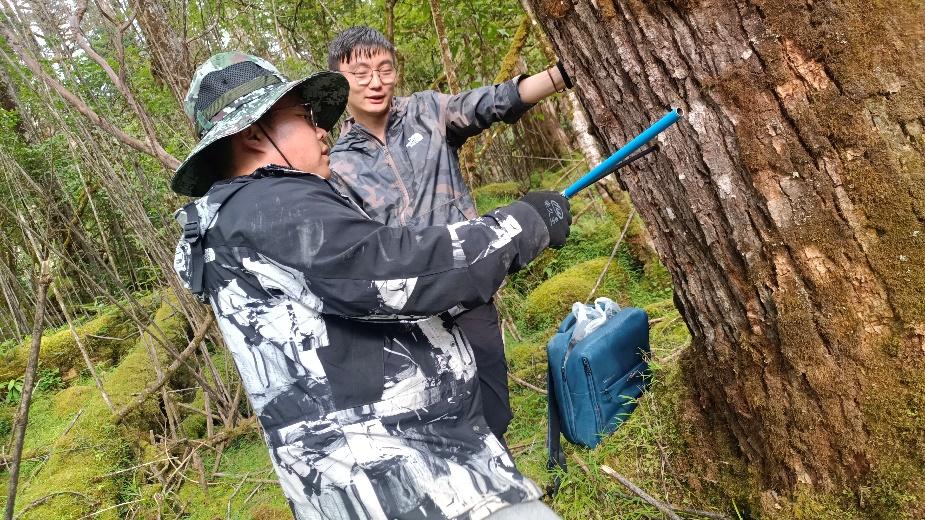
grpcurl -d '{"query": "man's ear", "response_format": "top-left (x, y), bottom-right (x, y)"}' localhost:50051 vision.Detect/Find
top-left (232, 125), bottom-right (266, 155)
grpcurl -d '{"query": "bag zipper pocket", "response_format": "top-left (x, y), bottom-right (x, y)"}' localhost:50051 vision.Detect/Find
top-left (560, 364), bottom-right (577, 435)
top-left (582, 358), bottom-right (603, 431)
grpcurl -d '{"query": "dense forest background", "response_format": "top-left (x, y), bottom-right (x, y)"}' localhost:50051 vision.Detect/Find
top-left (0, 0), bottom-right (921, 518)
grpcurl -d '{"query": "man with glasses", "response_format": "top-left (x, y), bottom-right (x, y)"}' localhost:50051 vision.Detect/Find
top-left (171, 51), bottom-right (569, 519)
top-left (328, 26), bottom-right (574, 449)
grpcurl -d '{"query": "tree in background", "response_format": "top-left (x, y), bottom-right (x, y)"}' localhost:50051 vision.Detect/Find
top-left (527, 0), bottom-right (925, 515)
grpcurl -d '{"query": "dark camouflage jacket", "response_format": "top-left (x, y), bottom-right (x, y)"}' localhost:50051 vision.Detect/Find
top-left (173, 166), bottom-right (547, 519)
top-left (330, 80), bottom-right (532, 229)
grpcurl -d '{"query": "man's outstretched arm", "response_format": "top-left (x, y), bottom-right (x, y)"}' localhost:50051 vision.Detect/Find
top-left (241, 177), bottom-right (570, 319)
top-left (441, 62), bottom-right (572, 146)
top-left (517, 63), bottom-right (570, 104)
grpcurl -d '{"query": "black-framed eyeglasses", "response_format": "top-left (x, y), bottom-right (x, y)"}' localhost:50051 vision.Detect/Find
top-left (269, 102), bottom-right (317, 127)
top-left (344, 65), bottom-right (396, 86)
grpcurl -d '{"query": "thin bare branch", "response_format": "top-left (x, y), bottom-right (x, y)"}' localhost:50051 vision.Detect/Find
top-left (0, 27), bottom-right (179, 170)
top-left (113, 313), bottom-right (215, 424)
top-left (69, 0), bottom-right (177, 167)
top-left (600, 464), bottom-right (683, 520)
top-left (4, 259), bottom-right (52, 520)
top-left (509, 373), bottom-right (546, 395)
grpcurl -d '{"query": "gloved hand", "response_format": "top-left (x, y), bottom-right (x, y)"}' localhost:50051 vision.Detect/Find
top-left (518, 191), bottom-right (572, 248)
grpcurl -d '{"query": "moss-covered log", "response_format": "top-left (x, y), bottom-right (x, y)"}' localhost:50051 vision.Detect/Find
top-left (0, 297), bottom-right (154, 383)
top-left (528, 0), bottom-right (925, 516)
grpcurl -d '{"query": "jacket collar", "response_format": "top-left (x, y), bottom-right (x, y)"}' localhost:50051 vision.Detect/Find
top-left (201, 165), bottom-right (327, 196)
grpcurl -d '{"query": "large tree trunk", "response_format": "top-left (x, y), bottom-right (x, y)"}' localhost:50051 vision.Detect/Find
top-left (528, 0), bottom-right (925, 510)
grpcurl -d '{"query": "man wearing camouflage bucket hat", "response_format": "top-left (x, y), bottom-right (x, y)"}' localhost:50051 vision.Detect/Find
top-left (171, 51), bottom-right (348, 196)
top-left (171, 52), bottom-right (568, 519)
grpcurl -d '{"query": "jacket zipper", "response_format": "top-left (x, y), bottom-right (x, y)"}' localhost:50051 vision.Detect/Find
top-left (383, 147), bottom-right (411, 225)
top-left (353, 125), bottom-right (411, 225)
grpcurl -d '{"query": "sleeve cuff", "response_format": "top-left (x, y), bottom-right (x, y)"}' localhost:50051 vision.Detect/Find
top-left (500, 76), bottom-right (535, 123)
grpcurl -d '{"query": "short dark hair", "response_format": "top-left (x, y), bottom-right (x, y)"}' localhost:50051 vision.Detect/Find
top-left (327, 26), bottom-right (396, 71)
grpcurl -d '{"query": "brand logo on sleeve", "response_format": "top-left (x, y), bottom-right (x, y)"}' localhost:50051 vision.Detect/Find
top-left (406, 132), bottom-right (423, 148)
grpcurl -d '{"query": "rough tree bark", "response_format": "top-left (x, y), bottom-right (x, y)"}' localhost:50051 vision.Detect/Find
top-left (528, 0), bottom-right (925, 512)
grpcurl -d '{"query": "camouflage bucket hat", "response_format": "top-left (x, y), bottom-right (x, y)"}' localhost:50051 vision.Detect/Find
top-left (171, 51), bottom-right (349, 197)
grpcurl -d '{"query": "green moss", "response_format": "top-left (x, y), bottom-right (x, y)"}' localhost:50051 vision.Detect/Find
top-left (472, 181), bottom-right (522, 213)
top-left (861, 461), bottom-right (925, 519)
top-left (180, 412), bottom-right (207, 440)
top-left (0, 295), bottom-right (157, 383)
top-left (10, 294), bottom-right (190, 519)
top-left (472, 181), bottom-right (521, 200)
top-left (506, 340), bottom-right (546, 384)
top-left (523, 257), bottom-right (631, 332)
top-left (169, 438), bottom-right (290, 519)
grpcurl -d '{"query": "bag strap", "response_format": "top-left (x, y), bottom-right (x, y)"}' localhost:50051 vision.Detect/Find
top-left (545, 364), bottom-right (567, 497)
top-left (183, 219), bottom-right (206, 296)
top-left (180, 181), bottom-right (250, 298)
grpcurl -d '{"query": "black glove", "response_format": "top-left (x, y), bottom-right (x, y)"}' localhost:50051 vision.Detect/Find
top-left (519, 191), bottom-right (572, 248)
top-left (556, 60), bottom-right (574, 89)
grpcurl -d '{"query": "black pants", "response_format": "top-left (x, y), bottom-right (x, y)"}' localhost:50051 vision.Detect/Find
top-left (454, 301), bottom-right (512, 446)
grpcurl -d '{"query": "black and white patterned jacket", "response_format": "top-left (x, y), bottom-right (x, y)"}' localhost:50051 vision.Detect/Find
top-left (173, 166), bottom-right (548, 519)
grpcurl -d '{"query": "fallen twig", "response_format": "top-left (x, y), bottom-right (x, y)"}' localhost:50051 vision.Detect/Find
top-left (659, 341), bottom-right (691, 364)
top-left (93, 458), bottom-right (172, 481)
top-left (86, 331), bottom-right (139, 341)
top-left (587, 208), bottom-right (636, 302)
top-left (213, 473), bottom-right (278, 484)
top-left (671, 505), bottom-right (732, 520)
top-left (61, 409), bottom-right (84, 438)
top-left (509, 436), bottom-right (540, 457)
top-left (113, 313), bottom-right (214, 424)
top-left (509, 373), bottom-right (546, 395)
top-left (226, 472), bottom-right (249, 519)
top-left (600, 464), bottom-right (682, 520)
top-left (13, 491), bottom-right (95, 519)
top-left (569, 452), bottom-right (590, 474)
top-left (199, 417), bottom-right (258, 448)
top-left (507, 438), bottom-right (538, 451)
top-left (243, 482), bottom-right (265, 504)
top-left (652, 315), bottom-right (682, 335)
top-left (78, 497), bottom-right (146, 519)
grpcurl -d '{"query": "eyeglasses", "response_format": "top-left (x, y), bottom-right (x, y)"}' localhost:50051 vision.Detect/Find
top-left (269, 102), bottom-right (318, 127)
top-left (344, 65), bottom-right (396, 86)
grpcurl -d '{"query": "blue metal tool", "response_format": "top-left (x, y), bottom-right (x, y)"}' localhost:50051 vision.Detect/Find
top-left (562, 109), bottom-right (682, 198)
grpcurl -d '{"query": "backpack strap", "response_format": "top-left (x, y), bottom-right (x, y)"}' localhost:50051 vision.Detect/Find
top-left (179, 181), bottom-right (250, 298)
top-left (182, 218), bottom-right (206, 296)
top-left (545, 364), bottom-right (567, 497)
